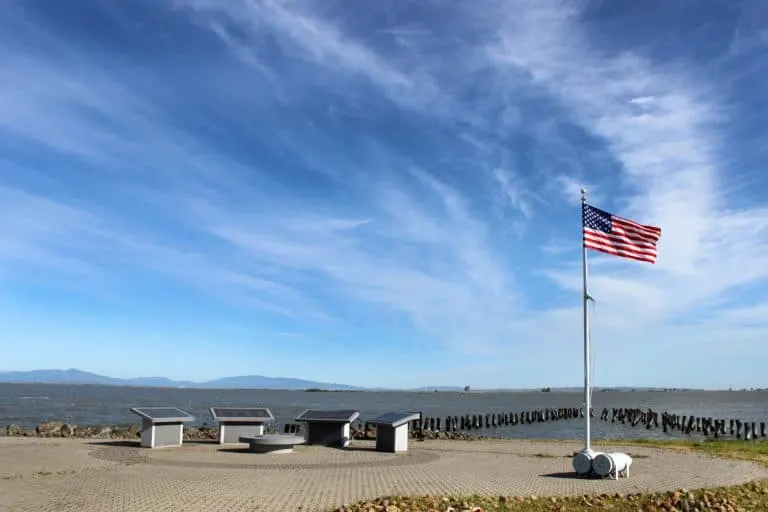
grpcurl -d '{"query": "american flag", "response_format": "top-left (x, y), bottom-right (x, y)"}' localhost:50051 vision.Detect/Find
top-left (582, 203), bottom-right (662, 264)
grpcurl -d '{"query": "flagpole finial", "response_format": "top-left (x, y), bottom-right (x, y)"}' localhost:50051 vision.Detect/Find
top-left (580, 188), bottom-right (587, 203)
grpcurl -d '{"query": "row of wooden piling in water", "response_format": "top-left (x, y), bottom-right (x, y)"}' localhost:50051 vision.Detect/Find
top-left (600, 407), bottom-right (768, 440)
top-left (406, 407), bottom-right (586, 433)
top-left (371, 406), bottom-right (768, 440)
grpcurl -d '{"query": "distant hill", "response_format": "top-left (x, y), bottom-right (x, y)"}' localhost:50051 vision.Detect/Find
top-left (0, 369), bottom-right (360, 390)
top-left (197, 375), bottom-right (358, 390)
top-left (413, 386), bottom-right (466, 391)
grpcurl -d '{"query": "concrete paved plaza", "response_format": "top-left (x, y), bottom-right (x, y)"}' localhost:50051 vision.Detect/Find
top-left (1, 436), bottom-right (766, 511)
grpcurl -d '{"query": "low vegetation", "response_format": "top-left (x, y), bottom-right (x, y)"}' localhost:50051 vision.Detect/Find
top-left (595, 438), bottom-right (768, 466)
top-left (331, 439), bottom-right (768, 512)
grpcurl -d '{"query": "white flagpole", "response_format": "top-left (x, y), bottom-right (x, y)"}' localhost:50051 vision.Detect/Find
top-left (581, 188), bottom-right (591, 452)
top-left (572, 188), bottom-right (594, 474)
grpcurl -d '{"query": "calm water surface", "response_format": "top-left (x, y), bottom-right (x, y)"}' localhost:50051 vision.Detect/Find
top-left (1, 383), bottom-right (766, 441)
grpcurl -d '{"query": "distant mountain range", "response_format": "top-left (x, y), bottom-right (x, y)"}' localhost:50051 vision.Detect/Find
top-left (0, 369), bottom-right (716, 392)
top-left (0, 369), bottom-right (361, 390)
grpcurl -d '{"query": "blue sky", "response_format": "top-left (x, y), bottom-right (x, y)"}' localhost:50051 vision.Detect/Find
top-left (1, 0), bottom-right (767, 389)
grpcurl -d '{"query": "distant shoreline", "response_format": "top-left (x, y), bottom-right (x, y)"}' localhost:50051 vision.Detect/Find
top-left (2, 368), bottom-right (766, 392)
top-left (1, 381), bottom-right (766, 392)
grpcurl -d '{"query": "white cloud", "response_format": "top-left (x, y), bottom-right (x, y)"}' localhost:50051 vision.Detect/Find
top-left (716, 302), bottom-right (768, 327)
top-left (0, 0), bottom-right (766, 386)
top-left (492, 168), bottom-right (533, 219)
top-left (552, 175), bottom-right (589, 207)
top-left (0, 187), bottom-right (102, 277)
top-left (180, 168), bottom-right (519, 355)
top-left (481, 0), bottom-right (768, 362)
top-left (175, 0), bottom-right (443, 114)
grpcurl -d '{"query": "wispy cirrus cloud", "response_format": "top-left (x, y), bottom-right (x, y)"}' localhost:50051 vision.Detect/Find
top-left (0, 0), bottom-right (766, 387)
top-left (478, 0), bottom-right (768, 376)
top-left (0, 15), bottom-right (519, 354)
top-left (176, 0), bottom-right (442, 113)
top-left (173, 166), bottom-right (518, 355)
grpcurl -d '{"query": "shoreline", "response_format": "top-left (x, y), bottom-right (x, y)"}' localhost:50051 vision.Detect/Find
top-left (1, 381), bottom-right (561, 392)
top-left (1, 421), bottom-right (486, 442)
top-left (6, 380), bottom-right (767, 392)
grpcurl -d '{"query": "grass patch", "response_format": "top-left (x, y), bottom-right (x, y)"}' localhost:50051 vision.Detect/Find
top-left (333, 485), bottom-right (768, 511)
top-left (330, 439), bottom-right (768, 511)
top-left (596, 438), bottom-right (768, 466)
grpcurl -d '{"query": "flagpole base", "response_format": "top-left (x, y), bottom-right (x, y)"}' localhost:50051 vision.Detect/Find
top-left (572, 448), bottom-right (599, 475)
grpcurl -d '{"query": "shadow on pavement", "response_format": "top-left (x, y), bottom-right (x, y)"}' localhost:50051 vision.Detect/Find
top-left (87, 440), bottom-right (141, 448)
top-left (541, 471), bottom-right (591, 479)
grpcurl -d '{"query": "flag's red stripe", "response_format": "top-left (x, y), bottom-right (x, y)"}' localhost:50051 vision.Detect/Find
top-left (584, 231), bottom-right (657, 256)
top-left (584, 240), bottom-right (657, 263)
top-left (585, 240), bottom-right (657, 263)
top-left (611, 223), bottom-right (659, 245)
top-left (595, 227), bottom-right (657, 250)
top-left (582, 203), bottom-right (661, 264)
top-left (612, 218), bottom-right (661, 244)
top-left (583, 230), bottom-right (658, 263)
top-left (585, 242), bottom-right (657, 263)
top-left (612, 215), bottom-right (661, 238)
top-left (584, 236), bottom-right (657, 262)
top-left (583, 230), bottom-right (658, 257)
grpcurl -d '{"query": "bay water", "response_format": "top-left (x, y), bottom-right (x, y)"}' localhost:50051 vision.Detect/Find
top-left (1, 383), bottom-right (766, 440)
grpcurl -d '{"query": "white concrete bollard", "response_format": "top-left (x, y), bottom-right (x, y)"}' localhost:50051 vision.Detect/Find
top-left (592, 452), bottom-right (632, 480)
top-left (572, 449), bottom-right (603, 475)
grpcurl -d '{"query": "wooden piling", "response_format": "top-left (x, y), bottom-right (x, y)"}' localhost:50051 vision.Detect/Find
top-left (585, 405), bottom-right (763, 442)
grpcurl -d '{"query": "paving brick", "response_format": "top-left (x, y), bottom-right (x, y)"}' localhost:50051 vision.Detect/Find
top-left (0, 437), bottom-right (765, 512)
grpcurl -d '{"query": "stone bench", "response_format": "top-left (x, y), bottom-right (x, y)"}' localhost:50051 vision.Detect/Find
top-left (239, 434), bottom-right (306, 454)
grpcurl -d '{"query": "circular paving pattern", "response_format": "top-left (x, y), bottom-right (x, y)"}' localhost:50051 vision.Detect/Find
top-left (2, 437), bottom-right (766, 512)
top-left (88, 440), bottom-right (440, 470)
